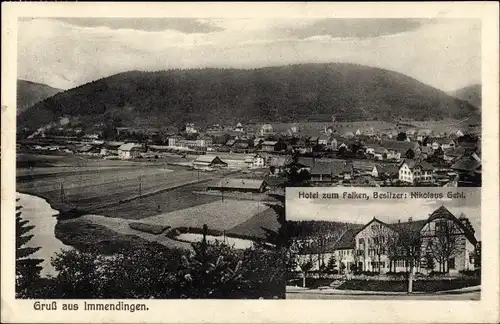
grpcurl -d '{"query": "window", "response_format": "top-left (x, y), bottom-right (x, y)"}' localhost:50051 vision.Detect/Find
top-left (449, 257), bottom-right (455, 270)
top-left (435, 221), bottom-right (448, 234)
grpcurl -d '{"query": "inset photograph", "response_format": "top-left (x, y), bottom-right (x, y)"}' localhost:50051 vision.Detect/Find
top-left (286, 188), bottom-right (480, 300)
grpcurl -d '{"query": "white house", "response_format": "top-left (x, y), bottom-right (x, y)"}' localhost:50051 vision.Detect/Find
top-left (117, 143), bottom-right (142, 160)
top-left (244, 154), bottom-right (266, 168)
top-left (398, 159), bottom-right (434, 183)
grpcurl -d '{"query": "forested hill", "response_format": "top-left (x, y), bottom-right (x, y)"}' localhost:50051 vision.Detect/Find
top-left (18, 63), bottom-right (479, 130)
top-left (287, 220), bottom-right (362, 238)
top-left (17, 80), bottom-right (62, 115)
top-left (450, 84), bottom-right (481, 109)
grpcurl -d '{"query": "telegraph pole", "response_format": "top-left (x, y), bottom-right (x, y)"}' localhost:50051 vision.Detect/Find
top-left (139, 174), bottom-right (143, 199)
top-left (60, 183), bottom-right (65, 203)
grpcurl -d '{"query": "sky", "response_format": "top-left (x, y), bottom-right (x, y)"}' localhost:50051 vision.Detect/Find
top-left (287, 188), bottom-right (481, 240)
top-left (18, 18), bottom-right (481, 91)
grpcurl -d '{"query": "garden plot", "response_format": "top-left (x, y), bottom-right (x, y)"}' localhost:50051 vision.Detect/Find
top-left (139, 199), bottom-right (267, 230)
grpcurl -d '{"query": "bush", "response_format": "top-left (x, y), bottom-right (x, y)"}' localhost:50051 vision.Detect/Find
top-left (459, 269), bottom-right (481, 277)
top-left (32, 241), bottom-right (285, 299)
top-left (129, 222), bottom-right (170, 235)
top-left (337, 279), bottom-right (480, 292)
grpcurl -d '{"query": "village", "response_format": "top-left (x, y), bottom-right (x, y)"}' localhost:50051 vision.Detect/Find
top-left (18, 117), bottom-right (482, 189)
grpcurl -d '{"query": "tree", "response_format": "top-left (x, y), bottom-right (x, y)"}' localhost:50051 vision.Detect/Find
top-left (397, 227), bottom-right (422, 293)
top-left (371, 225), bottom-right (397, 273)
top-left (405, 148), bottom-right (415, 159)
top-left (338, 145), bottom-right (347, 157)
top-left (397, 132), bottom-right (408, 141)
top-left (425, 220), bottom-right (461, 273)
top-left (16, 200), bottom-right (44, 298)
top-left (289, 239), bottom-right (316, 288)
top-left (326, 254), bottom-right (337, 274)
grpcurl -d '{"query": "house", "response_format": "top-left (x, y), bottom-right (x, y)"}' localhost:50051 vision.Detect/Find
top-left (260, 124), bottom-right (274, 136)
top-left (341, 163), bottom-right (355, 180)
top-left (244, 153), bottom-right (266, 168)
top-left (417, 129), bottom-right (432, 141)
top-left (398, 159), bottom-right (434, 183)
top-left (371, 164), bottom-right (399, 179)
top-left (352, 206), bottom-right (476, 274)
top-left (192, 155), bottom-right (228, 169)
top-left (117, 143), bottom-right (142, 159)
top-left (260, 141), bottom-right (278, 152)
top-left (207, 178), bottom-right (268, 193)
top-left (429, 138), bottom-right (456, 150)
top-left (366, 146), bottom-right (388, 160)
top-left (419, 146), bottom-right (434, 159)
top-left (333, 228), bottom-right (358, 273)
top-left (225, 139), bottom-right (237, 147)
top-left (381, 140), bottom-right (420, 161)
top-left (234, 122), bottom-right (244, 132)
top-left (185, 123), bottom-right (198, 134)
top-left (253, 137), bottom-right (264, 147)
top-left (450, 153), bottom-right (481, 186)
top-left (318, 135), bottom-right (330, 146)
top-left (309, 136), bottom-right (319, 146)
top-left (443, 147), bottom-right (466, 162)
top-left (309, 161), bottom-right (347, 182)
top-left (100, 141), bottom-right (124, 156)
top-left (233, 142), bottom-right (250, 150)
top-left (268, 155), bottom-right (292, 175)
top-left (81, 133), bottom-right (100, 142)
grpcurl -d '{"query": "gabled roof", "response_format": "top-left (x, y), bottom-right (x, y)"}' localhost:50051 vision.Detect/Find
top-left (194, 155), bottom-right (226, 164)
top-left (400, 159), bottom-right (434, 171)
top-left (390, 220), bottom-right (427, 235)
top-left (310, 161), bottom-right (346, 176)
top-left (426, 206), bottom-right (477, 245)
top-left (373, 164), bottom-right (399, 175)
top-left (374, 146), bottom-right (388, 154)
top-left (451, 154), bottom-right (481, 172)
top-left (334, 228), bottom-right (359, 250)
top-left (381, 140), bottom-right (419, 152)
top-left (444, 147), bottom-right (466, 157)
top-left (118, 143), bottom-right (141, 151)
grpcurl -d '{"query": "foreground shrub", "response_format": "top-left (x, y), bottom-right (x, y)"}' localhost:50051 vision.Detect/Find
top-left (26, 240), bottom-right (285, 299)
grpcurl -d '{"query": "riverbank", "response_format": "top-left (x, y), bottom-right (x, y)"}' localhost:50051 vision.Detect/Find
top-left (16, 192), bottom-right (72, 277)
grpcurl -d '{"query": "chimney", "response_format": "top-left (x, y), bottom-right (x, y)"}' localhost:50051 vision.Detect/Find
top-left (398, 220), bottom-right (401, 224)
top-left (408, 217), bottom-right (413, 222)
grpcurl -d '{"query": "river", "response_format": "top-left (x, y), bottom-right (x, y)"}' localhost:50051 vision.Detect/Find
top-left (16, 192), bottom-right (71, 277)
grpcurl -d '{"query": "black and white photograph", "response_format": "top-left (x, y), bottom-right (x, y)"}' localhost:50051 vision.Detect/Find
top-left (13, 16), bottom-right (482, 299)
top-left (2, 2), bottom-right (499, 323)
top-left (286, 187), bottom-right (481, 300)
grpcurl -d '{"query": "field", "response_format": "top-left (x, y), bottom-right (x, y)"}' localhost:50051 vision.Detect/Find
top-left (17, 155), bottom-right (218, 213)
top-left (19, 153), bottom-right (282, 252)
top-left (139, 199), bottom-right (274, 231)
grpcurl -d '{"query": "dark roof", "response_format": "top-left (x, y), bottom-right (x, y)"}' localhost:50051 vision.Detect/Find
top-left (208, 178), bottom-right (266, 190)
top-left (194, 155), bottom-right (227, 164)
top-left (334, 228), bottom-right (359, 250)
top-left (451, 155), bottom-right (481, 172)
top-left (310, 161), bottom-right (346, 176)
top-left (400, 159), bottom-right (434, 171)
top-left (444, 147), bottom-right (466, 157)
top-left (390, 220), bottom-right (427, 235)
top-left (426, 206), bottom-right (477, 245)
top-left (374, 164), bottom-right (399, 175)
top-left (381, 140), bottom-right (419, 152)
